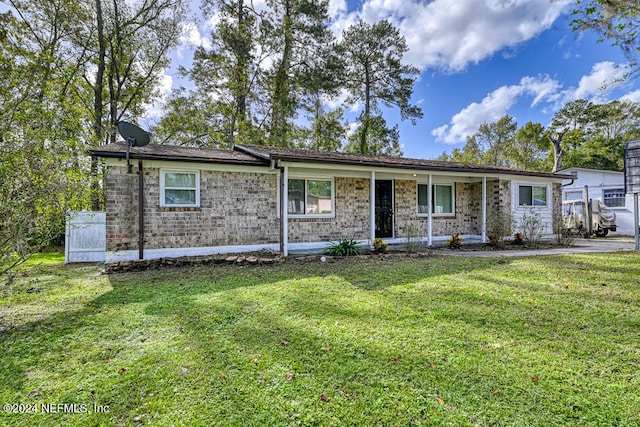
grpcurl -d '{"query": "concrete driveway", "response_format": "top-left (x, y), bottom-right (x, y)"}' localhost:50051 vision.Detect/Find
top-left (436, 236), bottom-right (638, 257)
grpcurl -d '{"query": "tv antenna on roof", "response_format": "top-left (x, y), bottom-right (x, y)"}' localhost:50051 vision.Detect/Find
top-left (117, 121), bottom-right (150, 173)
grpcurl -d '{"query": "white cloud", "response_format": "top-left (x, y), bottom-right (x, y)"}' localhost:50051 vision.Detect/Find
top-left (520, 76), bottom-right (562, 107)
top-left (328, 0), bottom-right (348, 19)
top-left (323, 89), bottom-right (349, 110)
top-left (346, 121), bottom-right (360, 137)
top-left (322, 88), bottom-right (362, 114)
top-left (620, 89), bottom-right (640, 103)
top-left (432, 75), bottom-right (560, 144)
top-left (559, 61), bottom-right (629, 105)
top-left (142, 72), bottom-right (174, 121)
top-left (252, 0), bottom-right (268, 13)
top-left (432, 62), bottom-right (635, 145)
top-left (207, 12), bottom-right (221, 30)
top-left (345, 0), bottom-right (571, 71)
top-left (330, 6), bottom-right (359, 38)
top-left (180, 21), bottom-right (211, 50)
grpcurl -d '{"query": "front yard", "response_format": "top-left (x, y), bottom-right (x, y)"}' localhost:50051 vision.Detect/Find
top-left (1, 252), bottom-right (639, 426)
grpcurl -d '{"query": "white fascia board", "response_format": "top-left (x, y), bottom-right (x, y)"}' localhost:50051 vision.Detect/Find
top-left (282, 161), bottom-right (486, 179)
top-left (105, 157), bottom-right (564, 183)
top-left (561, 166), bottom-right (623, 175)
top-left (286, 165), bottom-right (370, 179)
top-left (509, 176), bottom-right (562, 185)
top-left (280, 161), bottom-right (564, 183)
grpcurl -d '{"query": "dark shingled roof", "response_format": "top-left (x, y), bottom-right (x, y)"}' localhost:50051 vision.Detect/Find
top-left (234, 144), bottom-right (573, 180)
top-left (90, 143), bottom-right (268, 166)
top-left (91, 142), bottom-right (573, 179)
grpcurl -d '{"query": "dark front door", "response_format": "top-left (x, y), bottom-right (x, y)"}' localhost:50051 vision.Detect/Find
top-left (375, 180), bottom-right (394, 238)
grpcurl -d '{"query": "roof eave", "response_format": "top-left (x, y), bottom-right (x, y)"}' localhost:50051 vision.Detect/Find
top-left (90, 150), bottom-right (268, 167)
top-left (271, 154), bottom-right (573, 179)
top-left (90, 146), bottom-right (574, 179)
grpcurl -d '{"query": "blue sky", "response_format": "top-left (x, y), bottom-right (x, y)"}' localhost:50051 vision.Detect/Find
top-left (161, 0), bottom-right (640, 159)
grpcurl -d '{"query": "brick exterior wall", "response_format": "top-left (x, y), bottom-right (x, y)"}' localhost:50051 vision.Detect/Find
top-left (288, 177), bottom-right (370, 243)
top-left (106, 165), bottom-right (279, 252)
top-left (552, 182), bottom-right (562, 232)
top-left (392, 179), bottom-right (513, 238)
top-left (491, 179), bottom-right (512, 214)
top-left (394, 180), bottom-right (474, 237)
top-left (106, 162), bottom-right (554, 252)
top-left (105, 167), bottom-right (139, 251)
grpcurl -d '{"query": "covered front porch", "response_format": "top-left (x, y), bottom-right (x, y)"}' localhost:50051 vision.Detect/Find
top-left (279, 162), bottom-right (510, 256)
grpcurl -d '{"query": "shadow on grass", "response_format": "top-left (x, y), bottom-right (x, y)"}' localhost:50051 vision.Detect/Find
top-left (0, 257), bottom-right (494, 422)
top-left (1, 253), bottom-right (639, 425)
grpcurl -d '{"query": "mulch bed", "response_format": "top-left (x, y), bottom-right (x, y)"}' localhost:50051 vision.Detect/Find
top-left (104, 241), bottom-right (574, 273)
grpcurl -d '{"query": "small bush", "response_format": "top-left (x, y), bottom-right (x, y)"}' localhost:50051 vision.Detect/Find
top-left (552, 204), bottom-right (574, 246)
top-left (372, 238), bottom-right (388, 253)
top-left (402, 223), bottom-right (423, 254)
top-left (446, 233), bottom-right (462, 250)
top-left (326, 239), bottom-right (360, 257)
top-left (519, 210), bottom-right (545, 247)
top-left (487, 232), bottom-right (499, 246)
top-left (512, 232), bottom-right (525, 245)
top-left (486, 210), bottom-right (514, 247)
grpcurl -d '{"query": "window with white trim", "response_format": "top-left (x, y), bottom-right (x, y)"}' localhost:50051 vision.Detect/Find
top-left (288, 178), bottom-right (334, 216)
top-left (518, 185), bottom-right (546, 207)
top-left (603, 188), bottom-right (625, 207)
top-left (160, 170), bottom-right (200, 207)
top-left (417, 184), bottom-right (455, 215)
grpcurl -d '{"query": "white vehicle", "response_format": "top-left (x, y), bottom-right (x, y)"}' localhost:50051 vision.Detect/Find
top-left (562, 199), bottom-right (617, 237)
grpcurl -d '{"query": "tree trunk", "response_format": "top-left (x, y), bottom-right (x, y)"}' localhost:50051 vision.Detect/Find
top-left (235, 0), bottom-right (247, 122)
top-left (270, 0), bottom-right (292, 146)
top-left (360, 65), bottom-right (371, 154)
top-left (313, 93), bottom-right (321, 150)
top-left (108, 0), bottom-right (121, 145)
top-left (549, 132), bottom-right (565, 172)
top-left (228, 0), bottom-right (248, 147)
top-left (91, 0), bottom-right (106, 211)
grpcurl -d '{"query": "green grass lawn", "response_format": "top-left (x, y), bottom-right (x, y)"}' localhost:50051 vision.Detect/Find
top-left (1, 252), bottom-right (639, 426)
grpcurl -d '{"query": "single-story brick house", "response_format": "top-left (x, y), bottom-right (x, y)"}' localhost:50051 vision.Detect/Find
top-left (91, 143), bottom-right (572, 262)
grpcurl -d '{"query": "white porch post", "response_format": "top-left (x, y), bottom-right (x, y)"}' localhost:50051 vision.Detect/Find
top-left (282, 166), bottom-right (289, 257)
top-left (634, 192), bottom-right (639, 250)
top-left (370, 171), bottom-right (376, 243)
top-left (427, 174), bottom-right (433, 246)
top-left (482, 176), bottom-right (487, 242)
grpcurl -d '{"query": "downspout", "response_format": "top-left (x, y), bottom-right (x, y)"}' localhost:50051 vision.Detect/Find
top-left (280, 164), bottom-right (289, 257)
top-left (138, 160), bottom-right (144, 260)
top-left (370, 171), bottom-right (375, 243)
top-left (427, 174), bottom-right (433, 246)
top-left (482, 176), bottom-right (487, 242)
top-left (278, 163), bottom-right (283, 254)
top-left (634, 193), bottom-right (639, 250)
